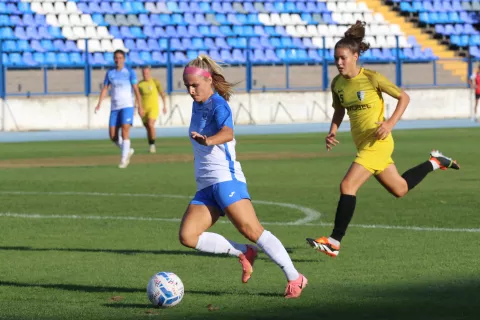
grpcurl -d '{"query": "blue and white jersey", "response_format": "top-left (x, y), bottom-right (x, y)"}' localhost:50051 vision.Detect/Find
top-left (189, 93), bottom-right (246, 191)
top-left (103, 67), bottom-right (137, 110)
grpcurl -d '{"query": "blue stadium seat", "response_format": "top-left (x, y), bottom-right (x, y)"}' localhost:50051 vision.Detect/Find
top-left (184, 13), bottom-right (196, 25)
top-left (2, 40), bottom-right (15, 52)
top-left (194, 13), bottom-right (208, 25)
top-left (92, 14), bottom-right (105, 26)
top-left (47, 26), bottom-right (63, 39)
top-left (220, 26), bottom-right (234, 37)
top-left (53, 39), bottom-right (66, 52)
top-left (112, 2), bottom-right (126, 14)
top-left (215, 37), bottom-right (229, 49)
top-left (152, 51), bottom-right (166, 65)
top-left (124, 39), bottom-right (136, 51)
top-left (202, 38), bottom-right (214, 50)
top-left (120, 26), bottom-right (134, 38)
top-left (30, 39), bottom-right (44, 52)
top-left (33, 52), bottom-right (45, 65)
top-left (208, 49), bottom-right (222, 62)
top-left (9, 53), bottom-right (24, 67)
top-left (164, 25), bottom-right (176, 37)
top-left (173, 51), bottom-right (188, 65)
top-left (56, 53), bottom-right (70, 67)
top-left (20, 52), bottom-right (35, 67)
top-left (265, 49), bottom-right (281, 63)
top-left (155, 27), bottom-right (166, 39)
top-left (136, 39), bottom-right (148, 51)
top-left (147, 38), bottom-right (160, 51)
top-left (220, 49), bottom-right (234, 64)
top-left (17, 2), bottom-right (33, 14)
top-left (139, 14), bottom-right (151, 26)
top-left (18, 40), bottom-right (31, 52)
top-left (77, 3), bottom-right (91, 14)
top-left (308, 49), bottom-right (323, 62)
top-left (158, 38), bottom-right (168, 51)
top-left (167, 1), bottom-right (181, 13)
top-left (212, 2), bottom-right (226, 14)
top-left (66, 40), bottom-right (80, 52)
top-left (171, 38), bottom-right (184, 51)
top-left (45, 52), bottom-right (57, 66)
top-left (232, 49), bottom-right (246, 63)
top-left (70, 52), bottom-right (84, 66)
top-left (171, 14), bottom-right (186, 25)
top-left (130, 26), bottom-right (145, 38)
top-left (143, 26), bottom-right (156, 38)
top-left (41, 39), bottom-right (54, 51)
top-left (10, 15), bottom-right (24, 27)
top-left (139, 51), bottom-right (153, 65)
top-left (199, 2), bottom-right (212, 13)
top-left (0, 27), bottom-right (14, 39)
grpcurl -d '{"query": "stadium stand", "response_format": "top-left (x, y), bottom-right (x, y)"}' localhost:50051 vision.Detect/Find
top-left (0, 0), bottom-right (441, 68)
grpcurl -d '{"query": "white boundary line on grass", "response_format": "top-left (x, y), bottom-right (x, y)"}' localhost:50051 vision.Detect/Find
top-left (0, 191), bottom-right (320, 225)
top-left (0, 191), bottom-right (478, 233)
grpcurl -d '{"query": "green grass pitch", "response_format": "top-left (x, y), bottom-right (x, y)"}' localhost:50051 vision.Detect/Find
top-left (0, 128), bottom-right (479, 320)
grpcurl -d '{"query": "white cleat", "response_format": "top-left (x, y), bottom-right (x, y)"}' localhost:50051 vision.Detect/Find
top-left (149, 145), bottom-right (156, 154)
top-left (119, 148), bottom-right (134, 169)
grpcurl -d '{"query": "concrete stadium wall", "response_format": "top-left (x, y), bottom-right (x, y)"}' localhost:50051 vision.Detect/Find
top-left (0, 88), bottom-right (474, 131)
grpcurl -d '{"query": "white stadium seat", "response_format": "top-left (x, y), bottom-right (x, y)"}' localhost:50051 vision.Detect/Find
top-left (101, 39), bottom-right (114, 52)
top-left (46, 14), bottom-right (59, 27)
top-left (97, 27), bottom-right (113, 39)
top-left (57, 14), bottom-right (70, 27)
top-left (112, 39), bottom-right (128, 52)
top-left (53, 2), bottom-right (67, 14)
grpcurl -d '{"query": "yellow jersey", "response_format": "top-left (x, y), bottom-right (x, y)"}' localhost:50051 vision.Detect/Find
top-left (138, 78), bottom-right (163, 110)
top-left (331, 68), bottom-right (402, 150)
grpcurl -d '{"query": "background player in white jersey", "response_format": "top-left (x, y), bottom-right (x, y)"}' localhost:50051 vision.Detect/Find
top-left (94, 50), bottom-right (144, 168)
top-left (178, 55), bottom-right (307, 299)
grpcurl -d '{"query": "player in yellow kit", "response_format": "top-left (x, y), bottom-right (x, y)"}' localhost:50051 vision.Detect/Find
top-left (306, 21), bottom-right (460, 257)
top-left (138, 67), bottom-right (167, 153)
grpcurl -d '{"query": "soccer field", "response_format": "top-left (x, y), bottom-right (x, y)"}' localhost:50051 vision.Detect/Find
top-left (0, 128), bottom-right (479, 320)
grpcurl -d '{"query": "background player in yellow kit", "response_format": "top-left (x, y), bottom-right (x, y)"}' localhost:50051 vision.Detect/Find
top-left (138, 67), bottom-right (167, 153)
top-left (306, 21), bottom-right (460, 257)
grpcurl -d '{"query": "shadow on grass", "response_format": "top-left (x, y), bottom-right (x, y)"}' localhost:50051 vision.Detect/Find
top-left (1, 279), bottom-right (479, 319)
top-left (0, 246), bottom-right (317, 263)
top-left (0, 281), bottom-right (282, 298)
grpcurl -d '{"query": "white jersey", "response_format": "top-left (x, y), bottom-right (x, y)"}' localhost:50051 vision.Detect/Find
top-left (103, 67), bottom-right (137, 110)
top-left (189, 93), bottom-right (246, 191)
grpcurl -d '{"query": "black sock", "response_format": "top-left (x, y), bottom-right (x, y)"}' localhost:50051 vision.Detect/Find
top-left (148, 139), bottom-right (155, 145)
top-left (401, 161), bottom-right (434, 191)
top-left (330, 194), bottom-right (357, 242)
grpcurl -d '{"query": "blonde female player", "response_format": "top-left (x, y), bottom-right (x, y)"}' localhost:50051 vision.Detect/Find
top-left (178, 55), bottom-right (307, 298)
top-left (306, 21), bottom-right (460, 257)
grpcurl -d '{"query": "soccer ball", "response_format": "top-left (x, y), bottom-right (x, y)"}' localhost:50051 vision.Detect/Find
top-left (146, 272), bottom-right (184, 308)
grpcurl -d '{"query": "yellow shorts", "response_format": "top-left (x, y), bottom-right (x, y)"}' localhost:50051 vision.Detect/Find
top-left (354, 139), bottom-right (394, 175)
top-left (142, 105), bottom-right (159, 123)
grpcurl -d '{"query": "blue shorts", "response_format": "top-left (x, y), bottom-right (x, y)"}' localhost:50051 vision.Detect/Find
top-left (190, 180), bottom-right (251, 214)
top-left (109, 107), bottom-right (134, 127)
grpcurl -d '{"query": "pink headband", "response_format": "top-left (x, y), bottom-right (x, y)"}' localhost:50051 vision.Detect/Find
top-left (184, 66), bottom-right (211, 78)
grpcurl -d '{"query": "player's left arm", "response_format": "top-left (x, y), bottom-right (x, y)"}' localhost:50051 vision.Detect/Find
top-left (191, 104), bottom-right (234, 146)
top-left (375, 72), bottom-right (410, 140)
top-left (155, 79), bottom-right (167, 114)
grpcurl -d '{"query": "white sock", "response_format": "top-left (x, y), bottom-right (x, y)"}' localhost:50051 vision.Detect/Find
top-left (121, 139), bottom-right (131, 161)
top-left (328, 237), bottom-right (340, 247)
top-left (195, 232), bottom-right (247, 257)
top-left (114, 136), bottom-right (123, 148)
top-left (256, 230), bottom-right (299, 281)
top-left (429, 159), bottom-right (440, 170)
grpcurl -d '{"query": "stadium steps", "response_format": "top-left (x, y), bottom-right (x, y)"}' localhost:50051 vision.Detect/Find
top-left (361, 0), bottom-right (467, 83)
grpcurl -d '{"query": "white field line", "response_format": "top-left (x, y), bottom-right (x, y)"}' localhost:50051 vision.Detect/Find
top-left (0, 191), bottom-right (478, 233)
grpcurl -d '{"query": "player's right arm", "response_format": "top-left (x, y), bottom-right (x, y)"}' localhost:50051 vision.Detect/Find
top-left (95, 71), bottom-right (110, 113)
top-left (469, 74), bottom-right (476, 88)
top-left (326, 79), bottom-right (345, 151)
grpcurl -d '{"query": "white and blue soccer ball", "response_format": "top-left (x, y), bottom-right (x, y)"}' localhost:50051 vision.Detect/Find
top-left (147, 272), bottom-right (184, 308)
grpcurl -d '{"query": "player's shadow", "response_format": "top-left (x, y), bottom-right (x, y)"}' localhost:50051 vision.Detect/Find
top-left (0, 246), bottom-right (316, 263)
top-left (0, 280), bottom-right (281, 298)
